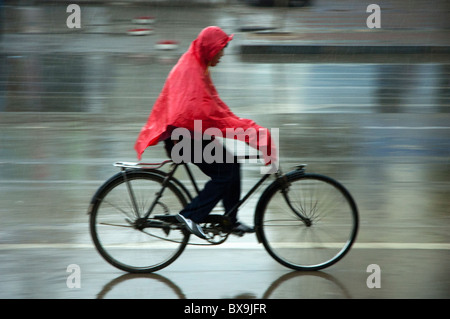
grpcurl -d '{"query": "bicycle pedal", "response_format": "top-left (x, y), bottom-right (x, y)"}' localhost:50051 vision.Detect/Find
top-left (162, 226), bottom-right (171, 236)
top-left (230, 230), bottom-right (245, 237)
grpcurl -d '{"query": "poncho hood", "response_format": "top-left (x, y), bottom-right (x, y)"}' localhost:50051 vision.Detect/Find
top-left (134, 26), bottom-right (276, 164)
top-left (192, 26), bottom-right (233, 67)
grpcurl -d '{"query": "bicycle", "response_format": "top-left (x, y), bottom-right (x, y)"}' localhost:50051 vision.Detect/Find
top-left (88, 157), bottom-right (358, 273)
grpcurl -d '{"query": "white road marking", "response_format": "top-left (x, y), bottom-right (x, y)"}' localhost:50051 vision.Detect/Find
top-left (0, 242), bottom-right (449, 250)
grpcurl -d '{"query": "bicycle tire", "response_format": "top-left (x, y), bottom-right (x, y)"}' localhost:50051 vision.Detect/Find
top-left (255, 170), bottom-right (358, 271)
top-left (89, 170), bottom-right (189, 273)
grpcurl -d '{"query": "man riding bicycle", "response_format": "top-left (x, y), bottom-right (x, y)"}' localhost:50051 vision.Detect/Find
top-left (135, 26), bottom-right (276, 239)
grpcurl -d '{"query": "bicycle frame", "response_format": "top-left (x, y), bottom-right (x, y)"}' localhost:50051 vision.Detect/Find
top-left (163, 162), bottom-right (272, 221)
top-left (187, 162), bottom-right (273, 220)
top-left (114, 158), bottom-right (309, 226)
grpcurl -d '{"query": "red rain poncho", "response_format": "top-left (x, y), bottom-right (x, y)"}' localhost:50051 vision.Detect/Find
top-left (134, 26), bottom-right (276, 164)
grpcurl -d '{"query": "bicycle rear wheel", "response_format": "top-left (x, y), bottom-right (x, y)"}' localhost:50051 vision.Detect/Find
top-left (89, 170), bottom-right (189, 273)
top-left (256, 171), bottom-right (358, 271)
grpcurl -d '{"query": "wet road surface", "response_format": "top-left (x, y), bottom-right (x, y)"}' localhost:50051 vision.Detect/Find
top-left (1, 52), bottom-right (449, 299)
top-left (1, 3), bottom-right (450, 300)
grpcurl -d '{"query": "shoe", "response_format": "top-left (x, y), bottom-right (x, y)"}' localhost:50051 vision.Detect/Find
top-left (175, 214), bottom-right (208, 239)
top-left (231, 221), bottom-right (255, 237)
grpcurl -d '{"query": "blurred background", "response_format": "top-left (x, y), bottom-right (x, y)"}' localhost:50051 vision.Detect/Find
top-left (0, 0), bottom-right (449, 299)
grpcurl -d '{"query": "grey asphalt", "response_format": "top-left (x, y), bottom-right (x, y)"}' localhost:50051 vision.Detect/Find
top-left (0, 0), bottom-right (449, 299)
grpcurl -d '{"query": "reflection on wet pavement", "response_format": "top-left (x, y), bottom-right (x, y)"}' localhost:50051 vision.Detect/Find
top-left (1, 8), bottom-right (449, 297)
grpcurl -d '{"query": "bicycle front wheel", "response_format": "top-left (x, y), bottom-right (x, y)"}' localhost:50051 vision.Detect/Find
top-left (256, 172), bottom-right (358, 271)
top-left (89, 170), bottom-right (189, 273)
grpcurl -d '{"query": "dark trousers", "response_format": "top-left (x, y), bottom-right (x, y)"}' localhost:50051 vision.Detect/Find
top-left (164, 138), bottom-right (241, 224)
